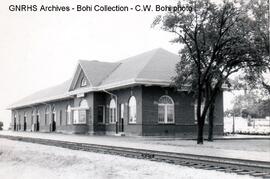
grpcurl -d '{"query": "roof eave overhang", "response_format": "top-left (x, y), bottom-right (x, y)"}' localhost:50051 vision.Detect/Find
top-left (7, 94), bottom-right (74, 110)
top-left (9, 79), bottom-right (175, 110)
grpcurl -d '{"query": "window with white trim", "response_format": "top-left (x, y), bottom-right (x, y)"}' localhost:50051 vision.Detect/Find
top-left (52, 107), bottom-right (56, 120)
top-left (45, 107), bottom-right (49, 125)
top-left (158, 95), bottom-right (175, 124)
top-left (80, 99), bottom-right (88, 108)
top-left (23, 112), bottom-right (27, 124)
top-left (120, 104), bottom-right (124, 119)
top-left (59, 110), bottom-right (62, 125)
top-left (128, 96), bottom-right (136, 123)
top-left (36, 109), bottom-right (40, 123)
top-left (31, 110), bottom-right (35, 125)
top-left (109, 99), bottom-right (116, 123)
top-left (81, 77), bottom-right (87, 87)
top-left (66, 105), bottom-right (72, 125)
top-left (73, 99), bottom-right (88, 124)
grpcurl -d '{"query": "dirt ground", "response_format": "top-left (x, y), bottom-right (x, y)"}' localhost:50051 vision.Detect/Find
top-left (0, 138), bottom-right (256, 179)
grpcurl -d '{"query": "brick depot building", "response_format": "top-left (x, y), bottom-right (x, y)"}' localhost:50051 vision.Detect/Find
top-left (9, 48), bottom-right (224, 136)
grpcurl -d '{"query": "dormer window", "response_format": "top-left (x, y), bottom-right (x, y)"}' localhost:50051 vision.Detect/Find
top-left (81, 77), bottom-right (87, 87)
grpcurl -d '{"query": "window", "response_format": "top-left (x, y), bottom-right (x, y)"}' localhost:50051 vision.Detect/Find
top-left (194, 99), bottom-right (209, 124)
top-left (80, 99), bottom-right (88, 108)
top-left (73, 110), bottom-right (87, 124)
top-left (59, 110), bottom-right (62, 125)
top-left (45, 107), bottom-right (49, 125)
top-left (73, 99), bottom-right (88, 124)
top-left (18, 114), bottom-right (21, 130)
top-left (66, 105), bottom-right (72, 125)
top-left (109, 99), bottom-right (116, 123)
top-left (128, 96), bottom-right (136, 123)
top-left (36, 110), bottom-right (40, 122)
top-left (31, 110), bottom-right (35, 125)
top-left (52, 107), bottom-right (56, 117)
top-left (120, 104), bottom-right (124, 119)
top-left (158, 96), bottom-right (175, 124)
top-left (24, 112), bottom-right (27, 123)
top-left (81, 77), bottom-right (87, 87)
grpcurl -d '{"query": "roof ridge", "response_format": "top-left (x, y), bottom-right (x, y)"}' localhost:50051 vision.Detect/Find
top-left (79, 59), bottom-right (119, 64)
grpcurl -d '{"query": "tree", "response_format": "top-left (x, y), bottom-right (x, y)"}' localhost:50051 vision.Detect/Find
top-left (229, 91), bottom-right (270, 118)
top-left (0, 121), bottom-right (3, 130)
top-left (153, 0), bottom-right (268, 144)
top-left (243, 0), bottom-right (270, 93)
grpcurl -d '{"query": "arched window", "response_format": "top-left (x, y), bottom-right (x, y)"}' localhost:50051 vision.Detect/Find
top-left (128, 96), bottom-right (137, 123)
top-left (66, 105), bottom-right (72, 125)
top-left (52, 107), bottom-right (56, 114)
top-left (158, 95), bottom-right (175, 123)
top-left (36, 109), bottom-right (40, 126)
top-left (31, 110), bottom-right (35, 124)
top-left (23, 112), bottom-right (27, 121)
top-left (24, 112), bottom-right (27, 123)
top-left (52, 106), bottom-right (56, 123)
top-left (81, 77), bottom-right (87, 87)
top-left (80, 99), bottom-right (89, 108)
top-left (18, 114), bottom-right (21, 130)
top-left (109, 99), bottom-right (116, 123)
top-left (45, 107), bottom-right (49, 125)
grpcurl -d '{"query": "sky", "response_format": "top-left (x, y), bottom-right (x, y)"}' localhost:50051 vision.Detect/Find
top-left (0, 0), bottom-right (256, 129)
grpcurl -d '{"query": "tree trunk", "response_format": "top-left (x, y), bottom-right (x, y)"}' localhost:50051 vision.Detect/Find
top-left (197, 120), bottom-right (204, 144)
top-left (208, 103), bottom-right (215, 141)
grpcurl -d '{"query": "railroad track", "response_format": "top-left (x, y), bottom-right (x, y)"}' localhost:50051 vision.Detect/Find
top-left (0, 134), bottom-right (270, 178)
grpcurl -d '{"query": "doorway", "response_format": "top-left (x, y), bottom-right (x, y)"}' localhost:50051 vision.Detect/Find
top-left (97, 106), bottom-right (105, 123)
top-left (14, 118), bottom-right (16, 131)
top-left (119, 104), bottom-right (124, 132)
top-left (52, 112), bottom-right (56, 132)
top-left (23, 116), bottom-right (27, 131)
top-left (36, 115), bottom-right (39, 131)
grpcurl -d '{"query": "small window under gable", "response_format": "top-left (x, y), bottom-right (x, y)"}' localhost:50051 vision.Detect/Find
top-left (70, 64), bottom-right (91, 91)
top-left (81, 77), bottom-right (87, 87)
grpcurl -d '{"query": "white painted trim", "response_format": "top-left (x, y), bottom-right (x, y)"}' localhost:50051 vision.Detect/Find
top-left (9, 79), bottom-right (176, 109)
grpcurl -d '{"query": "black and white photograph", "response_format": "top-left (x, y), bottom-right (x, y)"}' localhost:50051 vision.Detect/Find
top-left (0, 0), bottom-right (269, 178)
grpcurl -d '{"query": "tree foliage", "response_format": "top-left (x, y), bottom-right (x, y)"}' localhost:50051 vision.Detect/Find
top-left (226, 92), bottom-right (270, 118)
top-left (241, 0), bottom-right (270, 92)
top-left (153, 0), bottom-right (269, 144)
top-left (0, 121), bottom-right (3, 130)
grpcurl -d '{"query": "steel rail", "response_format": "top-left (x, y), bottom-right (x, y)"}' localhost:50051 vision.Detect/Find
top-left (0, 134), bottom-right (269, 178)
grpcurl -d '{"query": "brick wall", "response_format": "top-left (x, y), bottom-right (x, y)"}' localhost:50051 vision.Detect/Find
top-left (11, 85), bottom-right (224, 137)
top-left (141, 86), bottom-right (224, 136)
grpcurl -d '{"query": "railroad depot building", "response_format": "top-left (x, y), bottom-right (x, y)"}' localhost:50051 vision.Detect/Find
top-left (9, 48), bottom-right (224, 136)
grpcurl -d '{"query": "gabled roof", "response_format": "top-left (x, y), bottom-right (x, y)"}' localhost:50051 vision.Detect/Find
top-left (9, 48), bottom-right (180, 109)
top-left (79, 60), bottom-right (120, 86)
